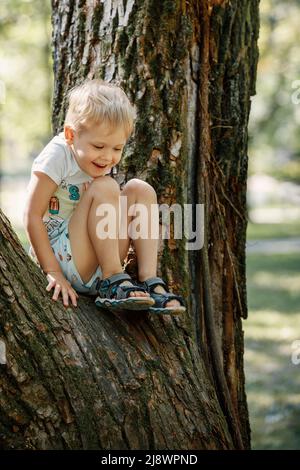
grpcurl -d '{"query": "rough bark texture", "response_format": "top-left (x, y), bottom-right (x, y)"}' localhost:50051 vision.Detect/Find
top-left (0, 0), bottom-right (259, 449)
top-left (0, 211), bottom-right (231, 449)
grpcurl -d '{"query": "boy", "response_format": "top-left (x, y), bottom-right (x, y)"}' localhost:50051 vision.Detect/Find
top-left (24, 79), bottom-right (185, 314)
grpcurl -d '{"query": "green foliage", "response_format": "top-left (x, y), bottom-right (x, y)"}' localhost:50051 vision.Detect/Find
top-left (249, 0), bottom-right (300, 183)
top-left (0, 0), bottom-right (52, 174)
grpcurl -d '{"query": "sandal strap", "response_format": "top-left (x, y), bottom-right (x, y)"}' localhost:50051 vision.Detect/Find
top-left (102, 273), bottom-right (131, 286)
top-left (99, 273), bottom-right (147, 300)
top-left (139, 277), bottom-right (186, 308)
top-left (151, 292), bottom-right (185, 308)
top-left (111, 285), bottom-right (146, 300)
top-left (140, 277), bottom-right (168, 292)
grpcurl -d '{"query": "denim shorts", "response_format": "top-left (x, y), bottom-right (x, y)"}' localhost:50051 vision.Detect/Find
top-left (49, 219), bottom-right (102, 295)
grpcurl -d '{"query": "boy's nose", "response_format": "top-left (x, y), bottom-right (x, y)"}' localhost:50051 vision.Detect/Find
top-left (98, 154), bottom-right (112, 164)
top-left (100, 150), bottom-right (114, 163)
top-left (100, 157), bottom-right (112, 164)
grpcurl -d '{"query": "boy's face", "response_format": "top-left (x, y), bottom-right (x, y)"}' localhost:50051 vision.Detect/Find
top-left (64, 120), bottom-right (127, 178)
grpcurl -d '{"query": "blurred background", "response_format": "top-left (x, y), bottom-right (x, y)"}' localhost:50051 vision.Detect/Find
top-left (245, 0), bottom-right (300, 449)
top-left (0, 0), bottom-right (299, 449)
top-left (0, 0), bottom-right (52, 244)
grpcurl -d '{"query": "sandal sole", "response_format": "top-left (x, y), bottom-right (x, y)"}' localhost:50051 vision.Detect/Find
top-left (95, 296), bottom-right (155, 312)
top-left (148, 306), bottom-right (186, 315)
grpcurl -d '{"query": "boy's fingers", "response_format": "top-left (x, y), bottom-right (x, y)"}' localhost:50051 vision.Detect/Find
top-left (70, 291), bottom-right (77, 307)
top-left (52, 284), bottom-right (61, 301)
top-left (62, 289), bottom-right (69, 307)
top-left (70, 288), bottom-right (79, 299)
top-left (46, 278), bottom-right (77, 306)
top-left (46, 279), bottom-right (55, 291)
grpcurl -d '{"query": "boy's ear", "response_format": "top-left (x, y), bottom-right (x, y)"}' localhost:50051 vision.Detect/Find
top-left (64, 125), bottom-right (74, 144)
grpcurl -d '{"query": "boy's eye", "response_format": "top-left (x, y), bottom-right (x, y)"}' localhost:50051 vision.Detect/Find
top-left (93, 145), bottom-right (122, 151)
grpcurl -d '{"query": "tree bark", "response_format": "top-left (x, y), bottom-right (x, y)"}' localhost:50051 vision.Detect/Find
top-left (0, 0), bottom-right (259, 449)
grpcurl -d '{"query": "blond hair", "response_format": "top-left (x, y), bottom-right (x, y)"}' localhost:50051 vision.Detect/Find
top-left (65, 78), bottom-right (136, 138)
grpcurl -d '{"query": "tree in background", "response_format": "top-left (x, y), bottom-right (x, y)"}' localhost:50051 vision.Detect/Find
top-left (0, 0), bottom-right (259, 449)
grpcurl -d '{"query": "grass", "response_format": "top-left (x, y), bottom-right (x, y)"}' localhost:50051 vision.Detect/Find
top-left (244, 251), bottom-right (300, 449)
top-left (247, 221), bottom-right (300, 240)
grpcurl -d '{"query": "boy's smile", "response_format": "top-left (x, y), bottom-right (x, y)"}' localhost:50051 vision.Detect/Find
top-left (64, 120), bottom-right (127, 177)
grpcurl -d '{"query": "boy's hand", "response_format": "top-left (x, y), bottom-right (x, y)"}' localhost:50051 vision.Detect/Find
top-left (45, 271), bottom-right (78, 307)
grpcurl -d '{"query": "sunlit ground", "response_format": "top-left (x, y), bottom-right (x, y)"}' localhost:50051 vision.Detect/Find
top-left (244, 243), bottom-right (300, 449)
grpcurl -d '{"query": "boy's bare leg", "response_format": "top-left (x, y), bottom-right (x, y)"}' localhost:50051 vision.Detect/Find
top-left (120, 179), bottom-right (180, 308)
top-left (68, 176), bottom-right (149, 297)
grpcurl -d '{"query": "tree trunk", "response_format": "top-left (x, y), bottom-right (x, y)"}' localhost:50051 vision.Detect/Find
top-left (0, 0), bottom-right (259, 449)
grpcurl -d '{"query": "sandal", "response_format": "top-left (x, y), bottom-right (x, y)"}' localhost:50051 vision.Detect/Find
top-left (95, 273), bottom-right (155, 312)
top-left (139, 277), bottom-right (186, 315)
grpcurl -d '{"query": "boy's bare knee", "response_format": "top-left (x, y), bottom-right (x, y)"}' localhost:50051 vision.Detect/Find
top-left (123, 178), bottom-right (157, 200)
top-left (89, 176), bottom-right (120, 198)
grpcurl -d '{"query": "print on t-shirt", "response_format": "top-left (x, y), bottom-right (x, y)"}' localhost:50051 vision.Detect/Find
top-left (68, 185), bottom-right (80, 201)
top-left (49, 196), bottom-right (59, 214)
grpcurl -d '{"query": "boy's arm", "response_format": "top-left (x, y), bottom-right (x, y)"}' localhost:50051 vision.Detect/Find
top-left (23, 172), bottom-right (62, 273)
top-left (24, 172), bottom-right (78, 307)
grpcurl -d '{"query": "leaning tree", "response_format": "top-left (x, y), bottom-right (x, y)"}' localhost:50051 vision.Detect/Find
top-left (0, 0), bottom-right (259, 449)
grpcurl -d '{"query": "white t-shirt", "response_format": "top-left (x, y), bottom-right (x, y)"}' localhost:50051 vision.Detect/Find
top-left (29, 132), bottom-right (94, 241)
